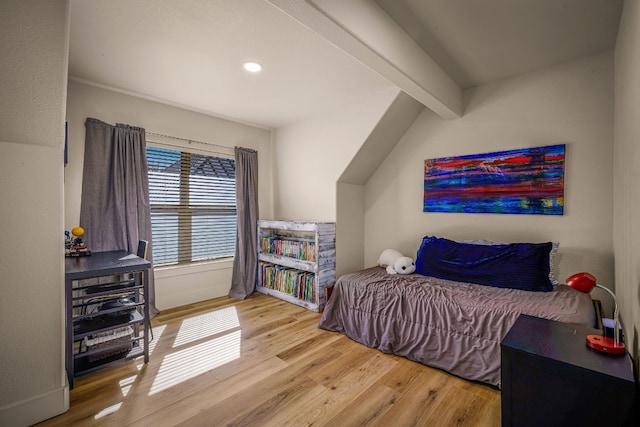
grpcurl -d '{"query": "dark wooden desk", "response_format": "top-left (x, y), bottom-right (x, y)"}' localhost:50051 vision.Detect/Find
top-left (501, 314), bottom-right (636, 427)
top-left (65, 251), bottom-right (151, 388)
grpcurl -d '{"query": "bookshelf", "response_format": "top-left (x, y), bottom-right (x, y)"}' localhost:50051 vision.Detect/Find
top-left (256, 220), bottom-right (335, 311)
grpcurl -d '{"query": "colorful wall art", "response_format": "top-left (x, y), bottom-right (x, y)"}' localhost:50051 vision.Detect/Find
top-left (423, 144), bottom-right (565, 215)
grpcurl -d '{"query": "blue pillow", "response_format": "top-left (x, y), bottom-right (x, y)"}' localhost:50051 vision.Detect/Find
top-left (415, 236), bottom-right (553, 292)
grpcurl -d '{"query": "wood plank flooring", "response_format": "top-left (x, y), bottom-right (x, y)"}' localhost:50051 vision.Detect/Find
top-left (37, 293), bottom-right (501, 426)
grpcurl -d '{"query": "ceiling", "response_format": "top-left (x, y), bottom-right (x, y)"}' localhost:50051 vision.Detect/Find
top-left (69, 0), bottom-right (623, 129)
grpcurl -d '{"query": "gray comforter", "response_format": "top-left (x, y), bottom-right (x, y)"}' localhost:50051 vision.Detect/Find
top-left (318, 267), bottom-right (595, 387)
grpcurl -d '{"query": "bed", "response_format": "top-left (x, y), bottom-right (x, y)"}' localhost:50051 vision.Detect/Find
top-left (318, 236), bottom-right (596, 387)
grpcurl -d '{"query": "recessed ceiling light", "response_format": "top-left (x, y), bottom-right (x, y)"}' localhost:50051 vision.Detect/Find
top-left (243, 61), bottom-right (262, 73)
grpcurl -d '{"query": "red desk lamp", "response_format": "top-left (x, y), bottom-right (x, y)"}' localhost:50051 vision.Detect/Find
top-left (566, 272), bottom-right (626, 355)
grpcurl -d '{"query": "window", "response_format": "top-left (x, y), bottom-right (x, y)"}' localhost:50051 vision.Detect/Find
top-left (147, 146), bottom-right (236, 266)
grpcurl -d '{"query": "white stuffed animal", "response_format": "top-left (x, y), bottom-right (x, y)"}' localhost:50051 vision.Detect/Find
top-left (377, 249), bottom-right (416, 275)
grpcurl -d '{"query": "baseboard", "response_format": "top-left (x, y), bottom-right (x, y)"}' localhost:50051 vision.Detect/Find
top-left (0, 382), bottom-right (69, 427)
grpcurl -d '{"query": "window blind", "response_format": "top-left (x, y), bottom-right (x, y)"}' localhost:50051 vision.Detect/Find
top-left (147, 146), bottom-right (236, 266)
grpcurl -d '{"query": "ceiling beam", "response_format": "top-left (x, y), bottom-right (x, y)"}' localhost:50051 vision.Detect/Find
top-left (266, 0), bottom-right (462, 119)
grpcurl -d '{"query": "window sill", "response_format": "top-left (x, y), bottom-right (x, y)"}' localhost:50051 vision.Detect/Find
top-left (154, 258), bottom-right (234, 279)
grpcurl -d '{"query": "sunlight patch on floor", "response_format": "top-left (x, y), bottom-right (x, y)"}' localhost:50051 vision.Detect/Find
top-left (94, 374), bottom-right (139, 418)
top-left (149, 329), bottom-right (241, 395)
top-left (149, 324), bottom-right (166, 355)
top-left (119, 375), bottom-right (137, 397)
top-left (173, 306), bottom-right (240, 347)
top-left (94, 402), bottom-right (122, 420)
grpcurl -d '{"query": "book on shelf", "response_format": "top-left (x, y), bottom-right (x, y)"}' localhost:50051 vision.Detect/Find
top-left (258, 261), bottom-right (316, 302)
top-left (260, 235), bottom-right (316, 261)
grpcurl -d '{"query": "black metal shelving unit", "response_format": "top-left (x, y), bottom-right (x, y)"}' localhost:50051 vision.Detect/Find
top-left (65, 251), bottom-right (151, 389)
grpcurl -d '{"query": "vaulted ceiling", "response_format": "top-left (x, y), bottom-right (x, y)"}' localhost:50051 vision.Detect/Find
top-left (69, 0), bottom-right (622, 129)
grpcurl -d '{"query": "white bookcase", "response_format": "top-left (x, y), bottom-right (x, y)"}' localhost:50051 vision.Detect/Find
top-left (256, 220), bottom-right (336, 311)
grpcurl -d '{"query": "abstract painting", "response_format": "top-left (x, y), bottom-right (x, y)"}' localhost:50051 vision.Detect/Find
top-left (423, 144), bottom-right (565, 215)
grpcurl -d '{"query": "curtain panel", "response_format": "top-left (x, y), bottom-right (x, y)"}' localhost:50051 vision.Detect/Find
top-left (80, 118), bottom-right (158, 315)
top-left (229, 147), bottom-right (259, 299)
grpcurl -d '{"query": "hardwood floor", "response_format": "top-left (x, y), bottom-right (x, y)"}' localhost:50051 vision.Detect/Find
top-left (37, 294), bottom-right (501, 426)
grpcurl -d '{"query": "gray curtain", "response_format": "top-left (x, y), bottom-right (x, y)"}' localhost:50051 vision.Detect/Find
top-left (229, 147), bottom-right (259, 299)
top-left (80, 118), bottom-right (158, 316)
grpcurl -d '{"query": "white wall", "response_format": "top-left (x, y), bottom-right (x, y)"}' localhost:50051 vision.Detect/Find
top-left (614, 0), bottom-right (640, 371)
top-left (65, 80), bottom-right (273, 310)
top-left (0, 1), bottom-right (69, 425)
top-left (336, 183), bottom-right (365, 275)
top-left (335, 91), bottom-right (424, 277)
top-left (364, 52), bottom-right (615, 312)
top-left (272, 87), bottom-right (400, 222)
